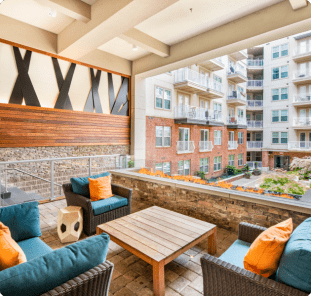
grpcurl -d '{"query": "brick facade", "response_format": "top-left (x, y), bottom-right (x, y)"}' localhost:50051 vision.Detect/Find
top-left (111, 173), bottom-right (311, 232)
top-left (146, 116), bottom-right (247, 178)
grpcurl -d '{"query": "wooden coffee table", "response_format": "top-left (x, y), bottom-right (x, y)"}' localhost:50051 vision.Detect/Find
top-left (97, 206), bottom-right (217, 296)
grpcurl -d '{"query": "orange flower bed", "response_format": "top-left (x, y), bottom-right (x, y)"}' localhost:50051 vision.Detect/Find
top-left (138, 168), bottom-right (294, 199)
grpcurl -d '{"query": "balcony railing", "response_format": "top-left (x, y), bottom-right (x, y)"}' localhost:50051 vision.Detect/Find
top-left (207, 79), bottom-right (223, 93)
top-left (227, 91), bottom-right (247, 101)
top-left (247, 161), bottom-right (262, 170)
top-left (174, 68), bottom-right (207, 88)
top-left (199, 141), bottom-right (213, 152)
top-left (247, 59), bottom-right (263, 67)
top-left (227, 64), bottom-right (247, 77)
top-left (247, 80), bottom-right (263, 88)
top-left (227, 117), bottom-right (247, 125)
top-left (247, 141), bottom-right (263, 149)
top-left (228, 141), bottom-right (238, 150)
top-left (174, 105), bottom-right (223, 122)
top-left (214, 57), bottom-right (223, 64)
top-left (293, 70), bottom-right (311, 80)
top-left (247, 100), bottom-right (263, 107)
top-left (293, 117), bottom-right (311, 127)
top-left (247, 120), bottom-right (263, 128)
top-left (293, 94), bottom-right (311, 103)
top-left (288, 141), bottom-right (311, 150)
top-left (174, 105), bottom-right (207, 120)
top-left (293, 47), bottom-right (311, 56)
top-left (176, 141), bottom-right (195, 154)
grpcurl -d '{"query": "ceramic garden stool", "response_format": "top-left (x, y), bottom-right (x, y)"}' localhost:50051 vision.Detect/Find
top-left (57, 206), bottom-right (83, 243)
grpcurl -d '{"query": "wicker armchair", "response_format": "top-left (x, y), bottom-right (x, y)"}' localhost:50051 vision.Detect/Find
top-left (63, 183), bottom-right (132, 236)
top-left (42, 261), bottom-right (113, 296)
top-left (201, 222), bottom-right (308, 296)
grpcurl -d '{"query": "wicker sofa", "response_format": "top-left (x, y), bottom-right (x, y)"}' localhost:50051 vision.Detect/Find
top-left (63, 183), bottom-right (132, 235)
top-left (201, 222), bottom-right (308, 296)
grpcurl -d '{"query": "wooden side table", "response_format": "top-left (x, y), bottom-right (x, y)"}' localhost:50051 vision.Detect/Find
top-left (57, 206), bottom-right (83, 243)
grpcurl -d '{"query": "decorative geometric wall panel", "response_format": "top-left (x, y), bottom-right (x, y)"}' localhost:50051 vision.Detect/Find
top-left (0, 43), bottom-right (129, 116)
top-left (10, 47), bottom-right (41, 107)
top-left (52, 58), bottom-right (73, 110)
top-left (84, 69), bottom-right (103, 113)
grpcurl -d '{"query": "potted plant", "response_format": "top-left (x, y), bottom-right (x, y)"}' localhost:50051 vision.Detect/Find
top-left (244, 172), bottom-right (252, 179)
top-left (196, 171), bottom-right (206, 180)
top-left (243, 164), bottom-right (250, 172)
top-left (252, 162), bottom-right (262, 176)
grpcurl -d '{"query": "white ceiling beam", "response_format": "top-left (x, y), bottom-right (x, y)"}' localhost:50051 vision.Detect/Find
top-left (57, 0), bottom-right (178, 60)
top-left (133, 1), bottom-right (311, 77)
top-left (35, 0), bottom-right (91, 23)
top-left (120, 28), bottom-right (170, 57)
top-left (288, 0), bottom-right (308, 10)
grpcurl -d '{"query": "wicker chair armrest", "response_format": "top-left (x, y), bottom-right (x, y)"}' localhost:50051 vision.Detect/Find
top-left (238, 222), bottom-right (267, 244)
top-left (63, 183), bottom-right (93, 213)
top-left (111, 183), bottom-right (132, 202)
top-left (41, 261), bottom-right (113, 296)
top-left (201, 255), bottom-right (308, 296)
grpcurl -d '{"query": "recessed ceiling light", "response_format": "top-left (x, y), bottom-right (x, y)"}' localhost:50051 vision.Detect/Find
top-left (132, 45), bottom-right (138, 51)
top-left (48, 8), bottom-right (57, 17)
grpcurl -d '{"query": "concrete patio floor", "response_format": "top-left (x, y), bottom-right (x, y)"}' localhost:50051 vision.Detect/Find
top-left (39, 199), bottom-right (237, 296)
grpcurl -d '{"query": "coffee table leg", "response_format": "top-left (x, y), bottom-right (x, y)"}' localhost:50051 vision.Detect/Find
top-left (153, 261), bottom-right (165, 296)
top-left (208, 228), bottom-right (217, 255)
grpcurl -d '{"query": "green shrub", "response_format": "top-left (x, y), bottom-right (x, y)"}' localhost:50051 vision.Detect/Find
top-left (226, 165), bottom-right (237, 176)
top-left (128, 160), bottom-right (135, 168)
top-left (196, 171), bottom-right (206, 180)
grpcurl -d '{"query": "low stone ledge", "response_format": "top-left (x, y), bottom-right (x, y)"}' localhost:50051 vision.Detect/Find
top-left (111, 170), bottom-right (311, 232)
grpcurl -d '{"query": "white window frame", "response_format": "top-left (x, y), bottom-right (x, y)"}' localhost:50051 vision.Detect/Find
top-left (214, 156), bottom-right (222, 172)
top-left (238, 154), bottom-right (243, 166)
top-left (155, 162), bottom-right (171, 175)
top-left (272, 43), bottom-right (289, 59)
top-left (228, 155), bottom-right (235, 166)
top-left (178, 160), bottom-right (191, 175)
top-left (272, 132), bottom-right (288, 144)
top-left (200, 158), bottom-right (209, 173)
top-left (272, 88), bottom-right (288, 101)
top-left (155, 86), bottom-right (172, 110)
top-left (272, 109), bottom-right (288, 123)
top-left (272, 65), bottom-right (288, 80)
top-left (156, 126), bottom-right (171, 147)
top-left (238, 132), bottom-right (244, 144)
top-left (201, 129), bottom-right (209, 142)
top-left (214, 130), bottom-right (222, 145)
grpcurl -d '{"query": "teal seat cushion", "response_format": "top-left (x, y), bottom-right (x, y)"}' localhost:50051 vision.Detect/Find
top-left (0, 201), bottom-right (41, 242)
top-left (70, 172), bottom-right (110, 197)
top-left (0, 233), bottom-right (110, 296)
top-left (219, 239), bottom-right (251, 269)
top-left (92, 195), bottom-right (128, 215)
top-left (18, 237), bottom-right (53, 261)
top-left (277, 217), bottom-right (311, 293)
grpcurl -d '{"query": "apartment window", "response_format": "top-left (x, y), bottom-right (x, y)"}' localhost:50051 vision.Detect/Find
top-left (156, 126), bottom-right (171, 147)
top-left (228, 155), bottom-right (235, 166)
top-left (213, 103), bottom-right (222, 112)
top-left (178, 160), bottom-right (190, 175)
top-left (214, 75), bottom-right (222, 83)
top-left (272, 110), bottom-right (288, 122)
top-left (214, 156), bottom-right (222, 171)
top-left (238, 154), bottom-right (243, 166)
top-left (272, 43), bottom-right (288, 59)
top-left (155, 86), bottom-right (171, 110)
top-left (272, 65), bottom-right (288, 80)
top-left (200, 158), bottom-right (209, 173)
top-left (238, 132), bottom-right (244, 144)
top-left (272, 88), bottom-right (288, 101)
top-left (201, 129), bottom-right (209, 142)
top-left (155, 162), bottom-right (171, 175)
top-left (272, 132), bottom-right (288, 144)
top-left (214, 130), bottom-right (222, 145)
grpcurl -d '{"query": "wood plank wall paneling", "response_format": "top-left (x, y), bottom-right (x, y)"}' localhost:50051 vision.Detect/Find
top-left (0, 103), bottom-right (130, 147)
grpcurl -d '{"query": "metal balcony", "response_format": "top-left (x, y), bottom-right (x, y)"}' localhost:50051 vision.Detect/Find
top-left (292, 94), bottom-right (311, 107)
top-left (293, 70), bottom-right (311, 85)
top-left (228, 50), bottom-right (248, 61)
top-left (247, 80), bottom-right (263, 90)
top-left (197, 79), bottom-right (224, 99)
top-left (199, 141), bottom-right (213, 152)
top-left (227, 117), bottom-right (247, 129)
top-left (247, 100), bottom-right (263, 109)
top-left (227, 91), bottom-right (247, 106)
top-left (292, 117), bottom-right (311, 129)
top-left (247, 120), bottom-right (263, 129)
top-left (227, 65), bottom-right (248, 84)
top-left (288, 141), bottom-right (311, 151)
top-left (176, 141), bottom-right (195, 154)
top-left (174, 68), bottom-right (207, 93)
top-left (198, 58), bottom-right (225, 71)
top-left (247, 141), bottom-right (263, 149)
top-left (293, 47), bottom-right (311, 63)
top-left (228, 141), bottom-right (238, 150)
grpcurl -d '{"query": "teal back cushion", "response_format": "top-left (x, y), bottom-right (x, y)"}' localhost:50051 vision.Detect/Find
top-left (0, 233), bottom-right (110, 296)
top-left (277, 217), bottom-right (311, 293)
top-left (70, 172), bottom-right (110, 197)
top-left (0, 201), bottom-right (41, 242)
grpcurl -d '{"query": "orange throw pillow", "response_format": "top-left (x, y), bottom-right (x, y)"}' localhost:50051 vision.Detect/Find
top-left (243, 218), bottom-right (293, 278)
top-left (89, 176), bottom-right (113, 201)
top-left (0, 222), bottom-right (27, 271)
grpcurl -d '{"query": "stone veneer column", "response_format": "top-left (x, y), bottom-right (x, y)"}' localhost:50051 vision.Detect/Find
top-left (130, 75), bottom-right (147, 167)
